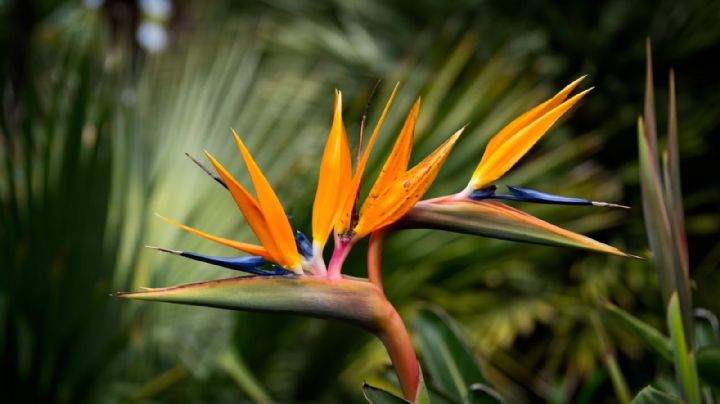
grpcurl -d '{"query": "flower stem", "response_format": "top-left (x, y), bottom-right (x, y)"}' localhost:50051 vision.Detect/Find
top-left (377, 303), bottom-right (420, 402)
top-left (311, 242), bottom-right (328, 276)
top-left (327, 236), bottom-right (352, 279)
top-left (368, 231), bottom-right (386, 294)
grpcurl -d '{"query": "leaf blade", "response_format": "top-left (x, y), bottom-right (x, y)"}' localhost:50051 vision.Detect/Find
top-left (415, 308), bottom-right (490, 403)
top-left (605, 303), bottom-right (672, 362)
top-left (363, 383), bottom-right (411, 404)
top-left (667, 293), bottom-right (700, 404)
top-left (631, 386), bottom-right (683, 404)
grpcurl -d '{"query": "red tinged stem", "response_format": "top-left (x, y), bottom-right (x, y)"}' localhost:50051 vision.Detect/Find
top-left (377, 304), bottom-right (420, 402)
top-left (327, 236), bottom-right (353, 279)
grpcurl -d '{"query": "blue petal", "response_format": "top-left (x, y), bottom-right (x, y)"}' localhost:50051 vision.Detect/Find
top-left (468, 185), bottom-right (627, 208)
top-left (294, 230), bottom-right (313, 258)
top-left (179, 251), bottom-right (270, 274)
top-left (468, 185), bottom-right (498, 200)
top-left (505, 185), bottom-right (593, 205)
top-left (269, 265), bottom-right (294, 275)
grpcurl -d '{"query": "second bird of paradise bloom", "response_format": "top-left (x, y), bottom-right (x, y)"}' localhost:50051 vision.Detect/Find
top-left (116, 76), bottom-right (637, 402)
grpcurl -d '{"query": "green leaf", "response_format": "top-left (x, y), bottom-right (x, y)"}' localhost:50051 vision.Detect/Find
top-left (400, 199), bottom-right (634, 258)
top-left (363, 383), bottom-right (411, 404)
top-left (415, 308), bottom-right (492, 403)
top-left (217, 349), bottom-right (271, 404)
top-left (643, 39), bottom-right (658, 155)
top-left (664, 70), bottom-right (689, 274)
top-left (605, 303), bottom-right (672, 362)
top-left (631, 386), bottom-right (683, 404)
top-left (638, 62), bottom-right (693, 341)
top-left (416, 367), bottom-right (432, 404)
top-left (694, 308), bottom-right (720, 348)
top-left (667, 293), bottom-right (700, 404)
top-left (469, 384), bottom-right (505, 403)
top-left (696, 345), bottom-right (720, 390)
top-left (637, 118), bottom-right (675, 304)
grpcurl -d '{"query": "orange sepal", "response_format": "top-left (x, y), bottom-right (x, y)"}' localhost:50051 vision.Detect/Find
top-left (354, 127), bottom-right (463, 238)
top-left (366, 98), bottom-right (420, 203)
top-left (155, 213), bottom-right (271, 259)
top-left (482, 76), bottom-right (586, 160)
top-left (232, 131), bottom-right (300, 269)
top-left (204, 151), bottom-right (280, 262)
top-left (335, 84), bottom-right (399, 235)
top-left (311, 91), bottom-right (353, 248)
top-left (470, 86), bottom-right (591, 189)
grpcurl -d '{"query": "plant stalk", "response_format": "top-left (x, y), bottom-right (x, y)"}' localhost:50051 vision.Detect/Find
top-left (368, 230), bottom-right (386, 294)
top-left (114, 275), bottom-right (421, 401)
top-left (327, 236), bottom-right (352, 279)
top-left (376, 302), bottom-right (420, 402)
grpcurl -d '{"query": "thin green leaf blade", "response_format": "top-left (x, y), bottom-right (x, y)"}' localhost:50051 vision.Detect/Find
top-left (605, 303), bottom-right (672, 362)
top-left (363, 383), bottom-right (411, 404)
top-left (666, 70), bottom-right (689, 271)
top-left (415, 308), bottom-right (490, 403)
top-left (643, 39), bottom-right (658, 154)
top-left (639, 72), bottom-right (693, 341)
top-left (696, 345), bottom-right (720, 390)
top-left (637, 118), bottom-right (675, 303)
top-left (218, 349), bottom-right (272, 404)
top-left (667, 293), bottom-right (700, 404)
top-left (631, 386), bottom-right (684, 404)
top-left (469, 384), bottom-right (505, 404)
top-left (416, 367), bottom-right (432, 404)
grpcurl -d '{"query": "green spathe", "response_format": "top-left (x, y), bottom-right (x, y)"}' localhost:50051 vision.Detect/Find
top-left (114, 275), bottom-right (387, 328)
top-left (398, 199), bottom-right (633, 257)
top-left (114, 274), bottom-right (421, 401)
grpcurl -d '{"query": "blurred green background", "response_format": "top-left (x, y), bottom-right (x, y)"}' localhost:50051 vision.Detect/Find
top-left (1, 0), bottom-right (719, 402)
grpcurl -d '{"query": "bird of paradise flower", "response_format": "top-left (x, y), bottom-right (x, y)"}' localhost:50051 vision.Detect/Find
top-left (115, 77), bottom-right (636, 402)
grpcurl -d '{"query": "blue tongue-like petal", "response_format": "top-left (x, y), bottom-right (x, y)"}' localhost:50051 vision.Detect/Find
top-left (468, 185), bottom-right (628, 208)
top-left (469, 185), bottom-right (498, 200)
top-left (505, 185), bottom-right (593, 205)
top-left (180, 251), bottom-right (266, 272)
top-left (147, 246), bottom-right (288, 275)
top-left (294, 230), bottom-right (313, 258)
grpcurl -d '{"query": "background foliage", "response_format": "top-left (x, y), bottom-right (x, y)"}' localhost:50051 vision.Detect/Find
top-left (1, 0), bottom-right (718, 402)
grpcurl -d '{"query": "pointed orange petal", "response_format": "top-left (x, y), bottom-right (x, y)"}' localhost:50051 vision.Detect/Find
top-left (354, 127), bottom-right (463, 238)
top-left (311, 91), bottom-right (353, 248)
top-left (204, 152), bottom-right (281, 262)
top-left (366, 98), bottom-right (420, 203)
top-left (232, 131), bottom-right (300, 269)
top-left (482, 76), bottom-right (586, 160)
top-left (335, 84), bottom-right (399, 235)
top-left (470, 88), bottom-right (591, 189)
top-left (155, 214), bottom-right (271, 259)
